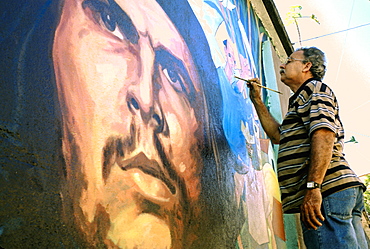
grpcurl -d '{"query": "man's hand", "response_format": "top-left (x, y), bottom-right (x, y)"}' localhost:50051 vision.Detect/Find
top-left (300, 188), bottom-right (325, 230)
top-left (247, 78), bottom-right (262, 104)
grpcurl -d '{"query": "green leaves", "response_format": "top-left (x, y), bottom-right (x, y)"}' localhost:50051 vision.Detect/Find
top-left (284, 5), bottom-right (320, 46)
top-left (285, 5), bottom-right (320, 25)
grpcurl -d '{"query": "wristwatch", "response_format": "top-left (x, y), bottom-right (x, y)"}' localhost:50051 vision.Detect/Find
top-left (306, 181), bottom-right (321, 189)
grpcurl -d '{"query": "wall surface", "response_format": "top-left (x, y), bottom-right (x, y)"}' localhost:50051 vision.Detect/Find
top-left (0, 0), bottom-right (286, 248)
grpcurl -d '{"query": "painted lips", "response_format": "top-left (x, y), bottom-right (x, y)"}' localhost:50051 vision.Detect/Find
top-left (117, 152), bottom-right (176, 203)
top-left (102, 136), bottom-right (176, 203)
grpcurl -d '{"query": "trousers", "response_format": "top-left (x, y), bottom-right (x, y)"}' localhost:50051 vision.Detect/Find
top-left (301, 186), bottom-right (368, 249)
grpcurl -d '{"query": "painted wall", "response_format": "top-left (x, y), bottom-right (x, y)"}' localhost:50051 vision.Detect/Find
top-left (0, 0), bottom-right (286, 248)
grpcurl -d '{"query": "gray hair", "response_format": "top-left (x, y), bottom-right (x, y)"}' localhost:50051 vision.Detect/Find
top-left (296, 47), bottom-right (326, 79)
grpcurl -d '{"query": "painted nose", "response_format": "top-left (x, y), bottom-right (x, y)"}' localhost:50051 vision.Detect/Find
top-left (127, 96), bottom-right (163, 133)
top-left (127, 40), bottom-right (163, 133)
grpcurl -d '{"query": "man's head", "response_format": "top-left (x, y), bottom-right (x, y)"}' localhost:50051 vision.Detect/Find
top-left (280, 47), bottom-right (326, 92)
top-left (297, 47), bottom-right (326, 79)
top-left (53, 0), bottom-right (210, 247)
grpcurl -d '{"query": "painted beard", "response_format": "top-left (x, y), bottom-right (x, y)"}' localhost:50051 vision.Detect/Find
top-left (66, 132), bottom-right (204, 248)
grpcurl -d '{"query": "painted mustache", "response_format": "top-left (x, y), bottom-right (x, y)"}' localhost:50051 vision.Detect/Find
top-left (102, 136), bottom-right (176, 195)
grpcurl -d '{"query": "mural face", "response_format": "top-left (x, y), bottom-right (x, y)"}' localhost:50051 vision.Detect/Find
top-left (0, 0), bottom-right (285, 248)
top-left (53, 0), bottom-right (206, 247)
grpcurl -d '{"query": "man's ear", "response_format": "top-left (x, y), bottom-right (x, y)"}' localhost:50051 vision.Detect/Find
top-left (302, 62), bottom-right (312, 73)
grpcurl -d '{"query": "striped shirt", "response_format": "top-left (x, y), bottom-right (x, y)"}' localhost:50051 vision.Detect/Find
top-left (277, 78), bottom-right (365, 213)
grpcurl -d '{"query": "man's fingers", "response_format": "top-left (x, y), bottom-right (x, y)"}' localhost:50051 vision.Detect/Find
top-left (313, 208), bottom-right (325, 226)
top-left (247, 78), bottom-right (262, 102)
top-left (310, 211), bottom-right (323, 228)
top-left (246, 80), bottom-right (255, 88)
top-left (316, 210), bottom-right (325, 222)
top-left (303, 206), bottom-right (316, 230)
top-left (248, 78), bottom-right (261, 87)
top-left (300, 189), bottom-right (324, 230)
top-left (301, 204), bottom-right (323, 230)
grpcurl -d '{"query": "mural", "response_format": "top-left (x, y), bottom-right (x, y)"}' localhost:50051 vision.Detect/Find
top-left (0, 0), bottom-right (285, 248)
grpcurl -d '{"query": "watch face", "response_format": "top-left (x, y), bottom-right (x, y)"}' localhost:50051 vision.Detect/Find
top-left (307, 182), bottom-right (314, 188)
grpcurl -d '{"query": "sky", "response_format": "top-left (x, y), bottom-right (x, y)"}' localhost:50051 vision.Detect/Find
top-left (274, 0), bottom-right (370, 177)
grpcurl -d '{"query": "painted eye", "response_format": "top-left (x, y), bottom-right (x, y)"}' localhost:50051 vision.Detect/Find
top-left (162, 67), bottom-right (186, 93)
top-left (155, 50), bottom-right (195, 97)
top-left (83, 0), bottom-right (124, 40)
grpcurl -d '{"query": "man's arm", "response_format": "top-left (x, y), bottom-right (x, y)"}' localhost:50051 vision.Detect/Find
top-left (248, 78), bottom-right (281, 144)
top-left (300, 128), bottom-right (335, 230)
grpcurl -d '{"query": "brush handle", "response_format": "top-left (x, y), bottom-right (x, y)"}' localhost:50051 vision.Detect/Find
top-left (234, 76), bottom-right (282, 94)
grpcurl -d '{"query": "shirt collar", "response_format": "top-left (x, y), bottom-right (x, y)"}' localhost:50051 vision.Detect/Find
top-left (288, 78), bottom-right (321, 107)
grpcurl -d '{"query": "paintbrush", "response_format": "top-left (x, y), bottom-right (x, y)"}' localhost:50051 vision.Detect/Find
top-left (234, 76), bottom-right (282, 94)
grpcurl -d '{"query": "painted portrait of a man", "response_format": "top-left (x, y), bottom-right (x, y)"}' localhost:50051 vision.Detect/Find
top-left (0, 0), bottom-right (242, 248)
top-left (0, 0), bottom-right (285, 248)
top-left (53, 0), bottom-right (237, 247)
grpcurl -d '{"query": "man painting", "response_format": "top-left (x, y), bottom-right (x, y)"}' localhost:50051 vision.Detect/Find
top-left (248, 47), bottom-right (368, 248)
